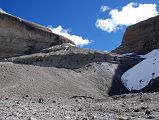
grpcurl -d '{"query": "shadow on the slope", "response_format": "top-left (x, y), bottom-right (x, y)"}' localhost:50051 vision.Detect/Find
top-left (108, 57), bottom-right (142, 96)
top-left (138, 77), bottom-right (159, 93)
top-left (108, 56), bottom-right (159, 96)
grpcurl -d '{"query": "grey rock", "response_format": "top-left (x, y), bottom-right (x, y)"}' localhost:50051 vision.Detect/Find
top-left (28, 117), bottom-right (37, 120)
top-left (0, 12), bottom-right (74, 59)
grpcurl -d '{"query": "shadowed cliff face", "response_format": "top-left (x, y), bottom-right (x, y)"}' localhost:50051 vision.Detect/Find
top-left (0, 12), bottom-right (74, 59)
top-left (108, 57), bottom-right (140, 96)
top-left (112, 15), bottom-right (159, 55)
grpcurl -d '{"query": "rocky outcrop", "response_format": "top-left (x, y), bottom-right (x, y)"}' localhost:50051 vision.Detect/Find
top-left (0, 11), bottom-right (74, 59)
top-left (3, 43), bottom-right (114, 69)
top-left (112, 15), bottom-right (159, 54)
top-left (3, 43), bottom-right (141, 69)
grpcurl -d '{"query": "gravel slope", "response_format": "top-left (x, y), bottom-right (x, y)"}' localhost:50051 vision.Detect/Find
top-left (0, 62), bottom-right (118, 99)
top-left (1, 92), bottom-right (159, 120)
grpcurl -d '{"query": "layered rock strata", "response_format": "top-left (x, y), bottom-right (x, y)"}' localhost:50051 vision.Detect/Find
top-left (0, 12), bottom-right (74, 59)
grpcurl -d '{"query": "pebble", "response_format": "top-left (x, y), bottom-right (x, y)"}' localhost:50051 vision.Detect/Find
top-left (28, 117), bottom-right (37, 120)
top-left (145, 110), bottom-right (151, 115)
top-left (147, 115), bottom-right (155, 119)
top-left (118, 117), bottom-right (130, 120)
top-left (141, 106), bottom-right (147, 110)
top-left (134, 109), bottom-right (140, 112)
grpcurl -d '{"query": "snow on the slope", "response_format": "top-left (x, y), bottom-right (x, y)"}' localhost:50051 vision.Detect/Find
top-left (0, 8), bottom-right (7, 14)
top-left (0, 8), bottom-right (23, 21)
top-left (140, 49), bottom-right (159, 58)
top-left (121, 53), bottom-right (134, 57)
top-left (121, 49), bottom-right (159, 90)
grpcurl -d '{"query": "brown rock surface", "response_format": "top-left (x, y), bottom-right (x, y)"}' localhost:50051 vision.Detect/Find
top-left (0, 12), bottom-right (74, 59)
top-left (112, 15), bottom-right (159, 54)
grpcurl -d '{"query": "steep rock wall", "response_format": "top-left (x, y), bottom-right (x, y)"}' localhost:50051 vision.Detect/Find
top-left (0, 12), bottom-right (74, 59)
top-left (112, 15), bottom-right (159, 54)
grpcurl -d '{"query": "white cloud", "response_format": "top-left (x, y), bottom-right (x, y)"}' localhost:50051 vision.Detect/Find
top-left (96, 3), bottom-right (158, 33)
top-left (100, 6), bottom-right (110, 12)
top-left (48, 26), bottom-right (91, 46)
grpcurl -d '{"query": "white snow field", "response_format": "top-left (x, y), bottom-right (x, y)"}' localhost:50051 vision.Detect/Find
top-left (121, 49), bottom-right (159, 90)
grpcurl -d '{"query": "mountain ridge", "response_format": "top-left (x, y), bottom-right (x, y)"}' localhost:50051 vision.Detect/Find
top-left (0, 11), bottom-right (74, 59)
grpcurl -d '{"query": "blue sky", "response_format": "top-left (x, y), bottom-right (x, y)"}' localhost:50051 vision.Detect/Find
top-left (0, 0), bottom-right (159, 51)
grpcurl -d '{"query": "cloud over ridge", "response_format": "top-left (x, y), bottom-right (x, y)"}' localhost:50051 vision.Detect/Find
top-left (96, 3), bottom-right (158, 33)
top-left (48, 26), bottom-right (91, 46)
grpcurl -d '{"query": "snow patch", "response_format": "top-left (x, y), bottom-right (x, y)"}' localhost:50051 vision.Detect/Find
top-left (121, 53), bottom-right (134, 57)
top-left (121, 49), bottom-right (159, 90)
top-left (66, 43), bottom-right (76, 47)
top-left (139, 49), bottom-right (159, 58)
top-left (0, 8), bottom-right (24, 22)
top-left (0, 8), bottom-right (7, 14)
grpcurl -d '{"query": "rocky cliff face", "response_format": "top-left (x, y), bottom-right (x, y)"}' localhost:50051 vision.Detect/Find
top-left (0, 11), bottom-right (74, 59)
top-left (112, 15), bottom-right (159, 54)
